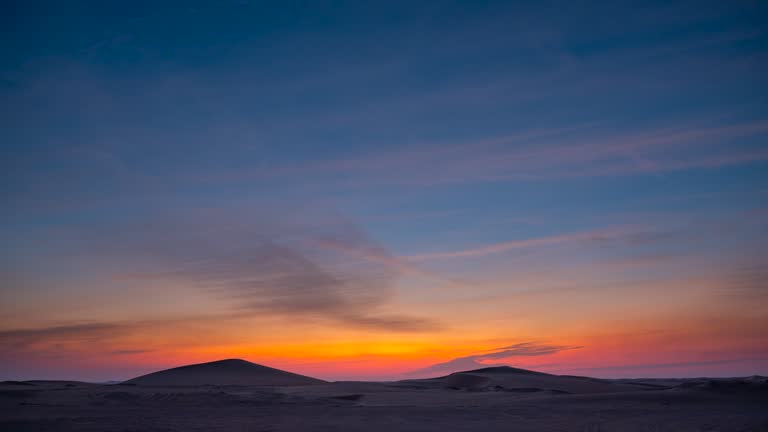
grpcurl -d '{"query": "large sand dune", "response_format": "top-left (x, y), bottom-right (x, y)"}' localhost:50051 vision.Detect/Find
top-left (126, 358), bottom-right (326, 386)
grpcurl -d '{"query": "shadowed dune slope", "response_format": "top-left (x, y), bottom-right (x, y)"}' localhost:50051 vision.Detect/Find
top-left (126, 359), bottom-right (326, 386)
top-left (442, 373), bottom-right (492, 390)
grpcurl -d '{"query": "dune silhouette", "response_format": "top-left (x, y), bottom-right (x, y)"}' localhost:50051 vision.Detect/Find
top-left (405, 365), bottom-right (642, 394)
top-left (126, 359), bottom-right (325, 386)
top-left (461, 366), bottom-right (551, 375)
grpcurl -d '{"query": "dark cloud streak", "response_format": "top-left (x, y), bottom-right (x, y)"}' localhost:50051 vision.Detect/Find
top-left (411, 342), bottom-right (581, 376)
top-left (0, 323), bottom-right (121, 349)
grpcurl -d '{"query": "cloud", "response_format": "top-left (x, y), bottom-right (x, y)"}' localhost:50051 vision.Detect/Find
top-left (0, 316), bottom-right (245, 364)
top-left (0, 323), bottom-right (130, 362)
top-left (0, 211), bottom-right (444, 370)
top-left (410, 342), bottom-right (582, 376)
top-left (408, 226), bottom-right (646, 260)
top-left (186, 120), bottom-right (768, 188)
top-left (337, 314), bottom-right (439, 332)
top-left (0, 323), bottom-right (122, 349)
top-left (310, 236), bottom-right (466, 288)
top-left (722, 264), bottom-right (768, 299)
top-left (98, 212), bottom-right (440, 332)
top-left (555, 358), bottom-right (768, 374)
top-left (109, 349), bottom-right (152, 355)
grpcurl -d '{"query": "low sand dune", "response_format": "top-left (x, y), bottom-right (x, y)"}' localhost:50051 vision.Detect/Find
top-left (404, 366), bottom-right (641, 394)
top-left (126, 359), bottom-right (326, 386)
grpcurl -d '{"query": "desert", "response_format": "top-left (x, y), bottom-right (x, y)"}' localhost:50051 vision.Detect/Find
top-left (2, 359), bottom-right (766, 431)
top-left (3, 1), bottom-right (768, 431)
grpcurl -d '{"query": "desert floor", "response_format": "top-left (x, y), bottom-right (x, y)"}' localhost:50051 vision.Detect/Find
top-left (1, 375), bottom-right (767, 431)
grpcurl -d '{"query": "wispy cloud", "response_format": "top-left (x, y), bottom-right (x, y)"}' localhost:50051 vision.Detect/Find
top-left (101, 213), bottom-right (440, 332)
top-left (110, 349), bottom-right (152, 355)
top-left (410, 342), bottom-right (582, 376)
top-left (554, 357), bottom-right (768, 375)
top-left (0, 323), bottom-right (132, 363)
top-left (722, 264), bottom-right (768, 299)
top-left (408, 226), bottom-right (646, 260)
top-left (184, 120), bottom-right (768, 188)
top-left (0, 323), bottom-right (122, 349)
top-left (310, 236), bottom-right (466, 287)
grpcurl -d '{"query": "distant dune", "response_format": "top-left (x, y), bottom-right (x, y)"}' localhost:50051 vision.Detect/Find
top-left (126, 359), bottom-right (326, 386)
top-left (461, 366), bottom-right (550, 375)
top-left (403, 365), bottom-right (642, 393)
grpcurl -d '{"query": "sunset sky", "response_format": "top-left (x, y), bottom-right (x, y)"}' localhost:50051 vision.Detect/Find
top-left (1, 0), bottom-right (767, 382)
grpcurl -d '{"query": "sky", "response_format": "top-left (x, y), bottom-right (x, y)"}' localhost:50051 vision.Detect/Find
top-left (1, 0), bottom-right (767, 382)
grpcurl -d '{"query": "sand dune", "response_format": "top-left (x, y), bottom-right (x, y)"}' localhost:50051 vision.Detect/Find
top-left (402, 366), bottom-right (644, 394)
top-left (2, 362), bottom-right (766, 431)
top-left (126, 359), bottom-right (326, 386)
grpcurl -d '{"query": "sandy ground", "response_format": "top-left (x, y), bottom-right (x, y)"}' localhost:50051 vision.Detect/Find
top-left (1, 374), bottom-right (767, 431)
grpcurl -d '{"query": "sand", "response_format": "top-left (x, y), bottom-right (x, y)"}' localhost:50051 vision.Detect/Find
top-left (1, 361), bottom-right (766, 431)
top-left (402, 366), bottom-right (644, 394)
top-left (126, 358), bottom-right (326, 386)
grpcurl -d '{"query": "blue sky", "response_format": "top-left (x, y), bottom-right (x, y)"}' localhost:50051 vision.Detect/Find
top-left (1, 0), bottom-right (767, 381)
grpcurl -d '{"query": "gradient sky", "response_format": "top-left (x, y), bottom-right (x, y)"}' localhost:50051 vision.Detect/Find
top-left (1, 0), bottom-right (767, 382)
